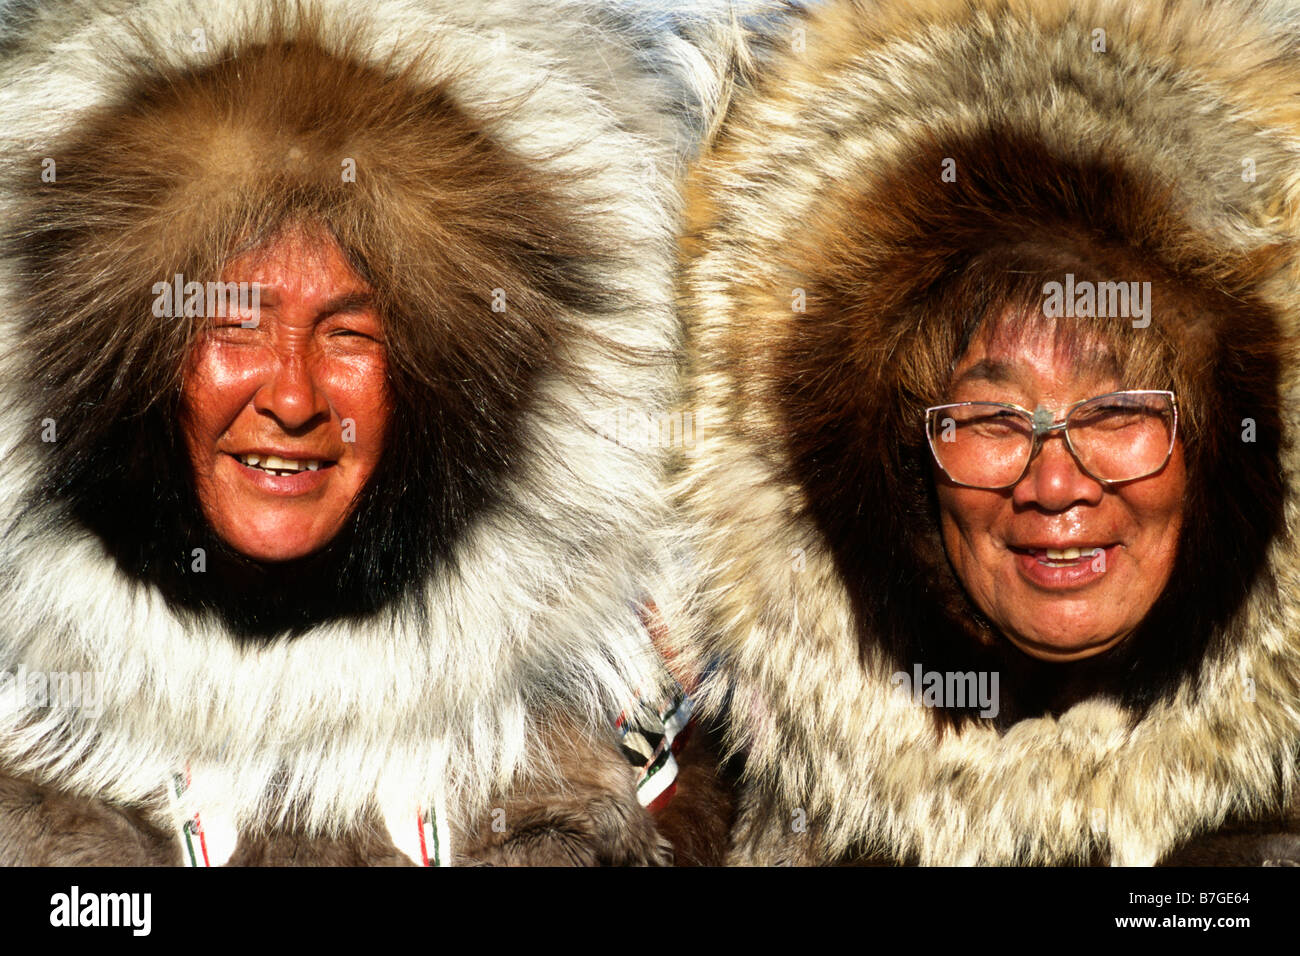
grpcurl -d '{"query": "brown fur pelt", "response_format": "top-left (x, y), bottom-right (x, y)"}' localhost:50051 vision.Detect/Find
top-left (0, 773), bottom-right (181, 867)
top-left (0, 719), bottom-right (668, 867)
top-left (457, 715), bottom-right (674, 866)
top-left (669, 0), bottom-right (1300, 866)
top-left (644, 717), bottom-right (738, 866)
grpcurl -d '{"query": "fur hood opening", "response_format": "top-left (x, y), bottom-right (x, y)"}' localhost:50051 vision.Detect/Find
top-left (674, 0), bottom-right (1300, 865)
top-left (0, 0), bottom-right (713, 845)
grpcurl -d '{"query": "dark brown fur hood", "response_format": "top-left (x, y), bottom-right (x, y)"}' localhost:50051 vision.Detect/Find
top-left (670, 0), bottom-right (1300, 865)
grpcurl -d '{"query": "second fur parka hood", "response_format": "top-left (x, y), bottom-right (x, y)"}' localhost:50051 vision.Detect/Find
top-left (672, 0), bottom-right (1300, 865)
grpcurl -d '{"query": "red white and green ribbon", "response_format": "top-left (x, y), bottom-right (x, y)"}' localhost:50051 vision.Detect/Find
top-left (166, 601), bottom-right (688, 863)
top-left (169, 770), bottom-right (211, 867)
top-left (169, 769), bottom-right (450, 867)
top-left (166, 769), bottom-right (237, 867)
top-left (618, 688), bottom-right (693, 813)
top-left (383, 798), bottom-right (450, 867)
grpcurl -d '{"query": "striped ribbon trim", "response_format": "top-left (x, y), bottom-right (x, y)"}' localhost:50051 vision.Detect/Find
top-left (168, 599), bottom-right (687, 864)
top-left (168, 771), bottom-right (448, 867)
top-left (618, 686), bottom-right (693, 813)
top-left (414, 804), bottom-right (444, 867)
top-left (169, 771), bottom-right (212, 867)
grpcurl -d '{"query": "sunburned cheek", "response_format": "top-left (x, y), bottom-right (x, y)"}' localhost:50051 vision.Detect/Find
top-left (196, 351), bottom-right (277, 392)
top-left (182, 353), bottom-right (267, 427)
top-left (320, 358), bottom-right (388, 399)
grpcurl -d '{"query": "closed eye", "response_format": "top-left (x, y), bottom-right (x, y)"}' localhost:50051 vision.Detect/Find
top-left (327, 328), bottom-right (379, 341)
top-left (209, 321), bottom-right (258, 337)
top-left (963, 410), bottom-right (1031, 439)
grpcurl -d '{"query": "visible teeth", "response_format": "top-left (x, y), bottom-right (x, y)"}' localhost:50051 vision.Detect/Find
top-left (237, 454), bottom-right (322, 473)
top-left (1045, 547), bottom-right (1082, 560)
top-left (1038, 546), bottom-right (1105, 561)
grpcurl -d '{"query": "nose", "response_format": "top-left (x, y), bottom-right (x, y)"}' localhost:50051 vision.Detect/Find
top-left (252, 351), bottom-right (330, 431)
top-left (1011, 433), bottom-right (1104, 510)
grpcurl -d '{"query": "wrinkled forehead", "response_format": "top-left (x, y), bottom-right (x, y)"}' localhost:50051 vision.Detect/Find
top-left (950, 310), bottom-right (1123, 395)
top-left (223, 221), bottom-right (359, 278)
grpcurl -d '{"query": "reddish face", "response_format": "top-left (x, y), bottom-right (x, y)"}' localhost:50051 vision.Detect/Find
top-left (934, 327), bottom-right (1185, 662)
top-left (180, 229), bottom-right (391, 562)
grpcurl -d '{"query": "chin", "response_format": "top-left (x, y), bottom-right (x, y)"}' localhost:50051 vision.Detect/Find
top-left (232, 541), bottom-right (323, 563)
top-left (213, 513), bottom-right (336, 563)
top-left (1004, 621), bottom-right (1130, 662)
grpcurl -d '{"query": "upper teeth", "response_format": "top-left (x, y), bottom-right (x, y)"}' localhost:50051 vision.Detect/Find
top-left (238, 454), bottom-right (321, 472)
top-left (1044, 547), bottom-right (1101, 559)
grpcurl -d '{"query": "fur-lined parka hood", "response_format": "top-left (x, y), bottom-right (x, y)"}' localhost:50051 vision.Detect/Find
top-left (673, 0), bottom-right (1300, 865)
top-left (0, 0), bottom-right (717, 861)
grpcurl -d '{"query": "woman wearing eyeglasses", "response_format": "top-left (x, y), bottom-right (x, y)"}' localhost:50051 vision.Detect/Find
top-left (921, 274), bottom-right (1186, 674)
top-left (667, 0), bottom-right (1300, 865)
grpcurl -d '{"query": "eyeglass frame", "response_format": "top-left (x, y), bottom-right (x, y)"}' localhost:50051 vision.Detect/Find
top-left (923, 389), bottom-right (1179, 491)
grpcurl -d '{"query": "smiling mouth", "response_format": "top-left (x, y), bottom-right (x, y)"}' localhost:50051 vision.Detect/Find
top-left (1009, 545), bottom-right (1113, 567)
top-left (231, 453), bottom-right (335, 476)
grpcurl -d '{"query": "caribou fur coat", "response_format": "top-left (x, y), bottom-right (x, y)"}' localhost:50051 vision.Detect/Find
top-left (0, 0), bottom-right (717, 865)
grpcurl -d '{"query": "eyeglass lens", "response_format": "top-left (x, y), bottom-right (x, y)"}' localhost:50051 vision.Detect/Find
top-left (929, 393), bottom-right (1174, 488)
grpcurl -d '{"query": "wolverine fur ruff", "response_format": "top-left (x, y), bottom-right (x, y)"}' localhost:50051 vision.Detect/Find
top-left (671, 0), bottom-right (1300, 865)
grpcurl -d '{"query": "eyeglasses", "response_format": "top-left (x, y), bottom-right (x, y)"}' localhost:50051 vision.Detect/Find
top-left (924, 390), bottom-right (1178, 490)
